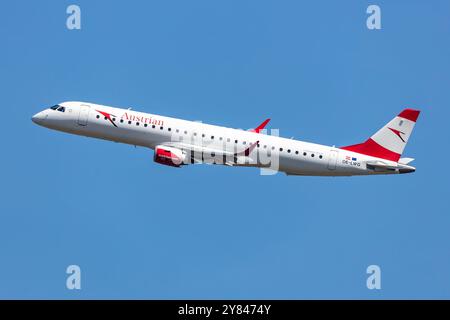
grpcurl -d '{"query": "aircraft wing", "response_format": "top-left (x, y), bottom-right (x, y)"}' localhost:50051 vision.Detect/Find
top-left (160, 141), bottom-right (259, 166)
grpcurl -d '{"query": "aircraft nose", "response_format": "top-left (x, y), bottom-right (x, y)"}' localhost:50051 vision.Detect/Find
top-left (32, 111), bottom-right (47, 124)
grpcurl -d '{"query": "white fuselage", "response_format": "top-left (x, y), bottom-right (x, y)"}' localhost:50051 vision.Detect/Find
top-left (31, 101), bottom-right (415, 176)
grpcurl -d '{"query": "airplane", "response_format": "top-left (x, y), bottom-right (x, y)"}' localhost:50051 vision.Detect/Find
top-left (32, 101), bottom-right (420, 176)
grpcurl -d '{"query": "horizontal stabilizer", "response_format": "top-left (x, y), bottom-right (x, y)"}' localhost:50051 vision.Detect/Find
top-left (399, 157), bottom-right (414, 165)
top-left (366, 160), bottom-right (415, 174)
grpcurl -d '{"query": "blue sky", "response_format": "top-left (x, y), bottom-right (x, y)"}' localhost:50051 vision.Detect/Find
top-left (0, 0), bottom-right (449, 299)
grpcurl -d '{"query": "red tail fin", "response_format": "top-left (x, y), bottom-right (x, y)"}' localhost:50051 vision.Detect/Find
top-left (340, 108), bottom-right (420, 162)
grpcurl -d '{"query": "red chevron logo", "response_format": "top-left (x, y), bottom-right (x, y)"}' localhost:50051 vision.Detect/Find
top-left (96, 110), bottom-right (118, 127)
top-left (388, 127), bottom-right (405, 142)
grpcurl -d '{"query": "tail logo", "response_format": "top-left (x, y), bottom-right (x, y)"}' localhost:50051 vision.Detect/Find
top-left (388, 127), bottom-right (405, 143)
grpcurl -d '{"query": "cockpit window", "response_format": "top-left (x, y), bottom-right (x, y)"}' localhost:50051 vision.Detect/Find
top-left (50, 104), bottom-right (65, 112)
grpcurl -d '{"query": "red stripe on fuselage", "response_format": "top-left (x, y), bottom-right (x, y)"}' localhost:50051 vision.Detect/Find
top-left (340, 138), bottom-right (401, 162)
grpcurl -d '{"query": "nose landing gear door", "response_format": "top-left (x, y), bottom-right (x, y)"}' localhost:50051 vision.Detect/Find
top-left (77, 104), bottom-right (90, 126)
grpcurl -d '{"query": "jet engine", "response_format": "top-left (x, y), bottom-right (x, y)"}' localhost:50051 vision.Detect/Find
top-left (154, 145), bottom-right (186, 167)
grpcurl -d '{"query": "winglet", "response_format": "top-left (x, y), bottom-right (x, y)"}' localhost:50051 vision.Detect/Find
top-left (250, 119), bottom-right (270, 133)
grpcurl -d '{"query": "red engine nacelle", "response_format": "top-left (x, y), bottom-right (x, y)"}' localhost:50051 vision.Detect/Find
top-left (154, 146), bottom-right (186, 167)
